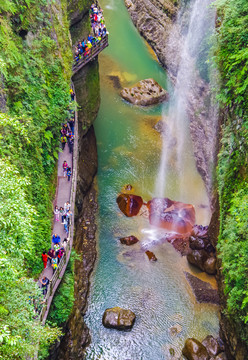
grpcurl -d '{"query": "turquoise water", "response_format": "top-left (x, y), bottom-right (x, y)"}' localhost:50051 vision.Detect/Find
top-left (84, 0), bottom-right (219, 359)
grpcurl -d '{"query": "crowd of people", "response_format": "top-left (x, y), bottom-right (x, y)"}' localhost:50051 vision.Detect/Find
top-left (74, 3), bottom-right (108, 63)
top-left (39, 89), bottom-right (76, 297)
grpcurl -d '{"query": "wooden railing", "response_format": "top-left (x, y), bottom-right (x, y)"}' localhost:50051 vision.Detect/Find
top-left (39, 84), bottom-right (78, 325)
top-left (72, 34), bottom-right (109, 74)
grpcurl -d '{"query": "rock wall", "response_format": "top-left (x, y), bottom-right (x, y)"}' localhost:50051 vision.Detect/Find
top-left (50, 61), bottom-right (100, 358)
top-left (124, 1), bottom-right (248, 359)
top-left (50, 2), bottom-right (101, 357)
top-left (125, 0), bottom-right (218, 205)
top-left (67, 0), bottom-right (92, 26)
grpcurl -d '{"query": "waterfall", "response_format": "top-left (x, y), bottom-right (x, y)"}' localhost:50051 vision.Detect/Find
top-left (154, 0), bottom-right (216, 201)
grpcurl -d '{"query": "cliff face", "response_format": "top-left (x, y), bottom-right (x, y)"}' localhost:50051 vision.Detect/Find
top-left (126, 2), bottom-right (248, 359)
top-left (50, 2), bottom-right (100, 358)
top-left (125, 0), bottom-right (218, 205)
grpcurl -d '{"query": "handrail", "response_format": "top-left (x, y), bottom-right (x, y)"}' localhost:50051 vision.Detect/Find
top-left (72, 34), bottom-right (109, 74)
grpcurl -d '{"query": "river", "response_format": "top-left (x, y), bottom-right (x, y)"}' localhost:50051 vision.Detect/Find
top-left (84, 0), bottom-right (219, 358)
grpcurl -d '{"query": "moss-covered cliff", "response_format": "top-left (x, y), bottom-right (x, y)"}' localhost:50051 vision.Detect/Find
top-left (49, 1), bottom-right (100, 358)
top-left (0, 0), bottom-right (72, 358)
top-left (213, 0), bottom-right (248, 358)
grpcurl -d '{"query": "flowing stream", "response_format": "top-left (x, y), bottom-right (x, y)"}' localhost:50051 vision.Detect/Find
top-left (84, 0), bottom-right (219, 358)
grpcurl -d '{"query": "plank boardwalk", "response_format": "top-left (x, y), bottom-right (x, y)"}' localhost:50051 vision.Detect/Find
top-left (38, 33), bottom-right (108, 325)
top-left (39, 101), bottom-right (78, 325)
top-left (72, 34), bottom-right (109, 74)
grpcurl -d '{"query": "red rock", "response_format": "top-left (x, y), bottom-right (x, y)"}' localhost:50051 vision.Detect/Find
top-left (147, 198), bottom-right (195, 234)
top-left (120, 236), bottom-right (139, 245)
top-left (145, 250), bottom-right (157, 261)
top-left (116, 194), bottom-right (143, 217)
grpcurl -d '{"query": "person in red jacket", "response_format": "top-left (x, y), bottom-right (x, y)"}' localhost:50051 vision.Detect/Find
top-left (42, 251), bottom-right (48, 269)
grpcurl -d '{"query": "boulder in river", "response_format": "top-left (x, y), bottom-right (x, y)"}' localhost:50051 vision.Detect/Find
top-left (189, 236), bottom-right (207, 250)
top-left (102, 307), bottom-right (136, 330)
top-left (120, 235), bottom-right (139, 245)
top-left (147, 197), bottom-right (195, 235)
top-left (182, 338), bottom-right (210, 360)
top-left (120, 78), bottom-right (168, 106)
top-left (145, 250), bottom-right (157, 261)
top-left (187, 249), bottom-right (209, 271)
top-left (202, 335), bottom-right (222, 357)
top-left (203, 257), bottom-right (217, 275)
top-left (117, 193), bottom-right (143, 217)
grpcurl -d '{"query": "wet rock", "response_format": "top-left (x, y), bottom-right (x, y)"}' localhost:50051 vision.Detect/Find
top-left (192, 225), bottom-right (209, 239)
top-left (184, 272), bottom-right (220, 305)
top-left (203, 257), bottom-right (217, 275)
top-left (108, 75), bottom-right (122, 89)
top-left (102, 307), bottom-right (136, 330)
top-left (187, 249), bottom-right (209, 271)
top-left (182, 338), bottom-right (210, 360)
top-left (124, 184), bottom-right (133, 191)
top-left (120, 235), bottom-right (139, 245)
top-left (145, 250), bottom-right (157, 261)
top-left (169, 324), bottom-right (182, 336)
top-left (166, 234), bottom-right (190, 256)
top-left (147, 197), bottom-right (195, 234)
top-left (202, 335), bottom-right (222, 357)
top-left (117, 193), bottom-right (143, 217)
top-left (121, 78), bottom-right (168, 106)
top-left (189, 236), bottom-right (207, 250)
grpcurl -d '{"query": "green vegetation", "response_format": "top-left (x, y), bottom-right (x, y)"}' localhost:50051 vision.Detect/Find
top-left (47, 250), bottom-right (76, 327)
top-left (0, 0), bottom-right (73, 358)
top-left (214, 0), bottom-right (248, 343)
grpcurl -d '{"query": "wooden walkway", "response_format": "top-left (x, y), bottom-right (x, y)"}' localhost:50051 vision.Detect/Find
top-left (38, 33), bottom-right (108, 325)
top-left (39, 96), bottom-right (78, 325)
top-left (72, 34), bottom-right (109, 74)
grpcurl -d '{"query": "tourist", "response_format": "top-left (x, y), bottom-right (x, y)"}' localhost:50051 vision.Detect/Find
top-left (67, 167), bottom-right (72, 181)
top-left (52, 233), bottom-right (61, 245)
top-left (64, 201), bottom-right (71, 212)
top-left (63, 218), bottom-right (69, 236)
top-left (41, 251), bottom-right (48, 269)
top-left (54, 243), bottom-right (60, 255)
top-left (54, 205), bottom-right (60, 222)
top-left (66, 210), bottom-right (73, 226)
top-left (63, 238), bottom-right (68, 248)
top-left (59, 206), bottom-right (64, 223)
top-left (62, 160), bottom-right (68, 177)
top-left (61, 135), bottom-right (67, 150)
top-left (68, 136), bottom-right (74, 153)
top-left (69, 88), bottom-right (75, 101)
top-left (47, 248), bottom-right (53, 264)
top-left (40, 276), bottom-right (49, 296)
top-left (51, 256), bottom-right (58, 273)
top-left (57, 248), bottom-right (65, 264)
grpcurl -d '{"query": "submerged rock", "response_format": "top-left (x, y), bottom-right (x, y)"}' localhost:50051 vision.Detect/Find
top-left (182, 338), bottom-right (209, 360)
top-left (184, 272), bottom-right (220, 305)
top-left (102, 307), bottom-right (136, 330)
top-left (145, 250), bottom-right (157, 261)
top-left (116, 193), bottom-right (143, 217)
top-left (124, 184), bottom-right (133, 191)
top-left (120, 235), bottom-right (139, 245)
top-left (147, 197), bottom-right (195, 235)
top-left (121, 78), bottom-right (168, 106)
